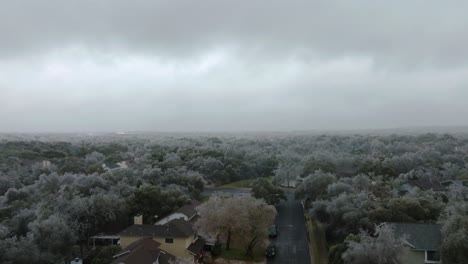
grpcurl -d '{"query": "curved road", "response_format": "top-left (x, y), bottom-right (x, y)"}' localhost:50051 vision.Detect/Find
top-left (267, 192), bottom-right (311, 264)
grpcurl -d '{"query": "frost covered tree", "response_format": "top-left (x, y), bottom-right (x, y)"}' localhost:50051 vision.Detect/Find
top-left (29, 214), bottom-right (76, 261)
top-left (327, 182), bottom-right (353, 198)
top-left (84, 151), bottom-right (105, 173)
top-left (274, 151), bottom-right (302, 187)
top-left (296, 171), bottom-right (336, 200)
top-left (237, 197), bottom-right (277, 257)
top-left (314, 192), bottom-right (372, 236)
top-left (195, 196), bottom-right (246, 251)
top-left (342, 224), bottom-right (404, 264)
top-left (0, 234), bottom-right (40, 264)
top-left (251, 178), bottom-right (286, 205)
top-left (195, 196), bottom-right (276, 257)
top-left (440, 202), bottom-right (468, 264)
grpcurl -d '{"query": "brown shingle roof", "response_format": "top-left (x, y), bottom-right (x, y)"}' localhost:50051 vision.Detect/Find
top-left (110, 238), bottom-right (176, 264)
top-left (125, 237), bottom-right (161, 251)
top-left (187, 237), bottom-right (205, 255)
top-left (119, 219), bottom-right (195, 238)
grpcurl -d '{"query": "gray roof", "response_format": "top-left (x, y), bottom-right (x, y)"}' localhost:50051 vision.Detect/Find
top-left (119, 219), bottom-right (195, 238)
top-left (441, 180), bottom-right (468, 187)
top-left (175, 200), bottom-right (201, 219)
top-left (404, 179), bottom-right (446, 192)
top-left (104, 163), bottom-right (120, 169)
top-left (390, 223), bottom-right (442, 251)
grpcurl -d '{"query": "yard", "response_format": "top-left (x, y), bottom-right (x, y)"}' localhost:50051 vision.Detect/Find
top-left (219, 246), bottom-right (266, 262)
top-left (305, 214), bottom-right (329, 264)
top-left (214, 235), bottom-right (268, 263)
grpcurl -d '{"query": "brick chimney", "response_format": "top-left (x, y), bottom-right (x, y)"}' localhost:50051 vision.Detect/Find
top-left (134, 214), bottom-right (143, 225)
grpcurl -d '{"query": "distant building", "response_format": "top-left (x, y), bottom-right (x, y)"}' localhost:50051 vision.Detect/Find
top-left (398, 179), bottom-right (446, 195)
top-left (42, 160), bottom-right (52, 169)
top-left (102, 161), bottom-right (129, 172)
top-left (441, 179), bottom-right (468, 188)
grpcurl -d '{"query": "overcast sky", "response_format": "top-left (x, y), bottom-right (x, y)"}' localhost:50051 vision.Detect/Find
top-left (1, 1), bottom-right (468, 132)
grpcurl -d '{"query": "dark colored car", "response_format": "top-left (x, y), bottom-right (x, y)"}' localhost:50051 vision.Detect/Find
top-left (265, 244), bottom-right (276, 257)
top-left (268, 225), bottom-right (277, 238)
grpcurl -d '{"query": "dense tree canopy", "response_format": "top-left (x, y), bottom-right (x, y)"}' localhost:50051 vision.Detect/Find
top-left (194, 196), bottom-right (276, 257)
top-left (0, 132), bottom-right (467, 262)
top-left (342, 224), bottom-right (405, 264)
top-left (251, 178), bottom-right (286, 205)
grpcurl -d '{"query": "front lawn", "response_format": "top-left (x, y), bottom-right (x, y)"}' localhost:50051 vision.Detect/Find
top-left (306, 215), bottom-right (329, 264)
top-left (219, 246), bottom-right (265, 262)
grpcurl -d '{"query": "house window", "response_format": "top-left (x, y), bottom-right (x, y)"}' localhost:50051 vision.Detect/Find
top-left (426, 250), bottom-right (441, 262)
top-left (165, 238), bottom-right (174, 244)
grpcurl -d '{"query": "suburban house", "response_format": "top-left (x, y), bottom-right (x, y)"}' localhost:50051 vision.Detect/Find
top-left (102, 161), bottom-right (129, 172)
top-left (389, 223), bottom-right (442, 264)
top-left (111, 237), bottom-right (176, 264)
top-left (398, 179), bottom-right (446, 195)
top-left (42, 160), bottom-right (52, 169)
top-left (155, 200), bottom-right (201, 225)
top-left (441, 179), bottom-right (468, 188)
top-left (119, 216), bottom-right (204, 263)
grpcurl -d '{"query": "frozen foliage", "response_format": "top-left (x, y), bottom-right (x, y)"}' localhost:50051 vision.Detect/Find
top-left (195, 196), bottom-right (276, 257)
top-left (0, 132), bottom-right (467, 262)
top-left (440, 202), bottom-right (468, 264)
top-left (342, 224), bottom-right (405, 264)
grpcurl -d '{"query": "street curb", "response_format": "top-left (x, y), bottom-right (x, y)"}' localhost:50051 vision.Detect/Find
top-left (301, 202), bottom-right (315, 264)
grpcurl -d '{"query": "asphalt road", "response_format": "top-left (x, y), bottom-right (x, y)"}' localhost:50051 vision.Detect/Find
top-left (267, 192), bottom-right (311, 264)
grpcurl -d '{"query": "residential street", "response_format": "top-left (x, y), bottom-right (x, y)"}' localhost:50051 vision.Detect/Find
top-left (267, 192), bottom-right (311, 264)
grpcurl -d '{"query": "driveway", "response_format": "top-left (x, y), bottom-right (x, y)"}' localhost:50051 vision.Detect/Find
top-left (267, 192), bottom-right (311, 264)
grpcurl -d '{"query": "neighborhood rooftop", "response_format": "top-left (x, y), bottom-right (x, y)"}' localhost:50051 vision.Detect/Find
top-left (111, 238), bottom-right (175, 264)
top-left (186, 237), bottom-right (206, 256)
top-left (390, 223), bottom-right (442, 251)
top-left (405, 179), bottom-right (446, 192)
top-left (119, 219), bottom-right (195, 238)
top-left (175, 200), bottom-right (201, 219)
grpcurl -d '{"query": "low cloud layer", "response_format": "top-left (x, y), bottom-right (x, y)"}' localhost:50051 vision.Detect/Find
top-left (1, 1), bottom-right (468, 132)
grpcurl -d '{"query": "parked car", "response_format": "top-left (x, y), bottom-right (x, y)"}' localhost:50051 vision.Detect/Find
top-left (268, 225), bottom-right (277, 238)
top-left (265, 244), bottom-right (276, 258)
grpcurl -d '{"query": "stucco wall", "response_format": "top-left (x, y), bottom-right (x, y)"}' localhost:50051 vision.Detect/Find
top-left (400, 247), bottom-right (425, 264)
top-left (154, 237), bottom-right (193, 259)
top-left (119, 236), bottom-right (142, 248)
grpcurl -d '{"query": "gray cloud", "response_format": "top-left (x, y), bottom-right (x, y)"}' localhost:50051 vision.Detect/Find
top-left (0, 1), bottom-right (468, 132)
top-left (2, 1), bottom-right (468, 67)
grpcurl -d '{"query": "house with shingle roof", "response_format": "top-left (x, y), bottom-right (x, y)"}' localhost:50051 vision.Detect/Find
top-left (398, 179), bottom-right (447, 195)
top-left (441, 179), bottom-right (468, 188)
top-left (102, 161), bottom-right (129, 172)
top-left (119, 217), bottom-right (204, 263)
top-left (388, 223), bottom-right (442, 264)
top-left (110, 238), bottom-right (176, 264)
